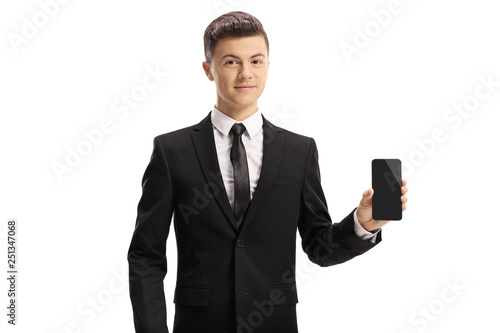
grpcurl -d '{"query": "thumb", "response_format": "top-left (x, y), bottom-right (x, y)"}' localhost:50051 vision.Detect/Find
top-left (359, 188), bottom-right (374, 207)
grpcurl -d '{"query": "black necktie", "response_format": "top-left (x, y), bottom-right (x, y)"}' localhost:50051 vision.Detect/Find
top-left (230, 123), bottom-right (250, 229)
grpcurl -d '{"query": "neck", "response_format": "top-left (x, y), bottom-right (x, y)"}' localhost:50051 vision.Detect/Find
top-left (215, 103), bottom-right (258, 121)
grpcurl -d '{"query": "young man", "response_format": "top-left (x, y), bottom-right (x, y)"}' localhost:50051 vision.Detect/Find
top-left (128, 11), bottom-right (408, 333)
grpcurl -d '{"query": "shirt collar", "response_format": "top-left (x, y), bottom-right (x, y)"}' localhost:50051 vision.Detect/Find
top-left (211, 105), bottom-right (263, 139)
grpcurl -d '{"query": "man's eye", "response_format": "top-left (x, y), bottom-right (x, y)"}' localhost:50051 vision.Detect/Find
top-left (226, 60), bottom-right (237, 65)
top-left (252, 60), bottom-right (262, 64)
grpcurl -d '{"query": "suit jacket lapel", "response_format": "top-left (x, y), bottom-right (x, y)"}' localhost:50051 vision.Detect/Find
top-left (191, 112), bottom-right (284, 234)
top-left (191, 112), bottom-right (238, 231)
top-left (239, 114), bottom-right (284, 233)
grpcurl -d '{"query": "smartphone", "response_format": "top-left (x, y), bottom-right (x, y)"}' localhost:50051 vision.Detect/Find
top-left (372, 159), bottom-right (402, 221)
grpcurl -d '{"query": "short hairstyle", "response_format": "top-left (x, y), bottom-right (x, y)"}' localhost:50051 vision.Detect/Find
top-left (203, 11), bottom-right (269, 65)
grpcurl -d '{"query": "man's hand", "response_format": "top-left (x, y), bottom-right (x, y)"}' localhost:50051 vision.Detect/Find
top-left (356, 179), bottom-right (408, 232)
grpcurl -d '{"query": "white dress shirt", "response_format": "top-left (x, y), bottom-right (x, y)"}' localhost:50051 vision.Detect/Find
top-left (210, 105), bottom-right (379, 243)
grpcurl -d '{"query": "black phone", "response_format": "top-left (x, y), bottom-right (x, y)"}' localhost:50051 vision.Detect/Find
top-left (372, 159), bottom-right (402, 221)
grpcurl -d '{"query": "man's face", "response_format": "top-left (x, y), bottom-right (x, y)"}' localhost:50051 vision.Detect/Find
top-left (203, 35), bottom-right (269, 116)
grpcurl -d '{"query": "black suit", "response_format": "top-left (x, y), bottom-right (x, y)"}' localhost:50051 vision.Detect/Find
top-left (127, 112), bottom-right (381, 333)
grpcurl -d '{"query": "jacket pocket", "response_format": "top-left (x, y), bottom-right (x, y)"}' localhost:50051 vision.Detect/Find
top-left (173, 286), bottom-right (209, 307)
top-left (267, 284), bottom-right (298, 306)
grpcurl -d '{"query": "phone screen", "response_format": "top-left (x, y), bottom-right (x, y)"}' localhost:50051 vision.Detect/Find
top-left (372, 159), bottom-right (402, 221)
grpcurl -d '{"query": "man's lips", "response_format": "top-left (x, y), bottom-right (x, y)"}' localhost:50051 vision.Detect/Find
top-left (235, 85), bottom-right (255, 91)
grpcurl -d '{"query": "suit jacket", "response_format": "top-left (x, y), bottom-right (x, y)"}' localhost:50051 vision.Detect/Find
top-left (127, 112), bottom-right (382, 333)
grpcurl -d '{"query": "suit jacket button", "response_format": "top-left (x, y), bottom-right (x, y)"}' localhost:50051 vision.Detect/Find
top-left (237, 239), bottom-right (244, 248)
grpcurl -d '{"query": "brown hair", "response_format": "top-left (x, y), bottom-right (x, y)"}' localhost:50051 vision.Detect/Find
top-left (203, 11), bottom-right (269, 65)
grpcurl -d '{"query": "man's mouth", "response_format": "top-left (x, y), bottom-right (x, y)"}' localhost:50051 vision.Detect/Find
top-left (235, 85), bottom-right (255, 91)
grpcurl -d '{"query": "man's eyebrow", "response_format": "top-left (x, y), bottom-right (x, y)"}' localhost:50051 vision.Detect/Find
top-left (221, 53), bottom-right (266, 60)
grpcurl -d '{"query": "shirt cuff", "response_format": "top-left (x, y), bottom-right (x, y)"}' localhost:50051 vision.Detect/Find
top-left (353, 208), bottom-right (380, 244)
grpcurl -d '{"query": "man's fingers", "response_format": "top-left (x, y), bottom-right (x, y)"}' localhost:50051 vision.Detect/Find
top-left (401, 186), bottom-right (408, 195)
top-left (401, 179), bottom-right (408, 195)
top-left (401, 178), bottom-right (408, 211)
top-left (359, 188), bottom-right (374, 207)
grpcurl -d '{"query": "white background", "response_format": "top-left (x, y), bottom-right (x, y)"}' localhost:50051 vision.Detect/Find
top-left (1, 0), bottom-right (499, 332)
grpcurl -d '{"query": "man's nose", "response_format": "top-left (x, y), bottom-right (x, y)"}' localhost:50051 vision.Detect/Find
top-left (238, 63), bottom-right (253, 79)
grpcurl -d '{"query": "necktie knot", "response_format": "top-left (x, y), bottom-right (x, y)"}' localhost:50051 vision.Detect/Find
top-left (231, 123), bottom-right (247, 137)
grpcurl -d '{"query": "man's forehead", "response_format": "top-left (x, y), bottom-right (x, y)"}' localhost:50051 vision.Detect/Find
top-left (213, 36), bottom-right (268, 57)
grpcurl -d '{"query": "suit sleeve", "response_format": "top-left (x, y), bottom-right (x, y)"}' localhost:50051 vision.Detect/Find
top-left (297, 138), bottom-right (381, 267)
top-left (127, 137), bottom-right (174, 333)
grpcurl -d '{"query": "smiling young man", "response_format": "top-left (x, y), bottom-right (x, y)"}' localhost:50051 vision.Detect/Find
top-left (202, 33), bottom-right (268, 121)
top-left (128, 11), bottom-right (408, 333)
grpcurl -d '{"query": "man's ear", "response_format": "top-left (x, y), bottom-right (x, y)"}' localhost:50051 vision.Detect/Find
top-left (202, 61), bottom-right (214, 81)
